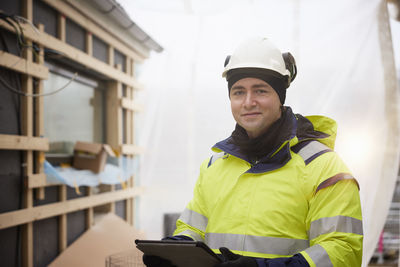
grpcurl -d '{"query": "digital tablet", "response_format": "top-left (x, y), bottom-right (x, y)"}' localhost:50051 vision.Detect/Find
top-left (135, 239), bottom-right (221, 267)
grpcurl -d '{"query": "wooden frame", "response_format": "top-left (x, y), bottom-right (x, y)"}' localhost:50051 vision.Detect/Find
top-left (43, 0), bottom-right (148, 61)
top-left (0, 51), bottom-right (48, 79)
top-left (0, 0), bottom-right (150, 266)
top-left (0, 134), bottom-right (49, 150)
top-left (0, 20), bottom-right (145, 90)
top-left (0, 187), bottom-right (144, 230)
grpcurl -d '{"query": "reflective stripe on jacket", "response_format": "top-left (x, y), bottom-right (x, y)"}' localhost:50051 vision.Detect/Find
top-left (174, 113), bottom-right (363, 267)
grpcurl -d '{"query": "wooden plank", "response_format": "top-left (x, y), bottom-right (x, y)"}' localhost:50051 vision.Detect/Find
top-left (59, 185), bottom-right (67, 252)
top-left (0, 51), bottom-right (49, 79)
top-left (105, 77), bottom-right (120, 214)
top-left (126, 57), bottom-right (132, 77)
top-left (108, 45), bottom-right (114, 66)
top-left (26, 173), bottom-right (46, 188)
top-left (58, 14), bottom-right (66, 42)
top-left (0, 134), bottom-right (49, 151)
top-left (125, 70), bottom-right (134, 225)
top-left (42, 0), bottom-right (147, 61)
top-left (0, 187), bottom-right (145, 230)
top-left (0, 21), bottom-right (145, 90)
top-left (126, 176), bottom-right (134, 226)
top-left (120, 144), bottom-right (144, 155)
top-left (86, 187), bottom-right (94, 229)
top-left (107, 81), bottom-right (122, 149)
top-left (120, 98), bottom-right (144, 112)
top-left (34, 23), bottom-right (45, 200)
top-left (21, 1), bottom-right (34, 266)
top-left (86, 32), bottom-right (93, 56)
top-left (125, 87), bottom-right (133, 145)
top-left (22, 0), bottom-right (33, 20)
top-left (109, 184), bottom-right (115, 213)
top-left (21, 221), bottom-right (33, 267)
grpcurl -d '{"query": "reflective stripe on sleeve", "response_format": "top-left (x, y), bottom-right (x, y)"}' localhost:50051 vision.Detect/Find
top-left (177, 230), bottom-right (204, 241)
top-left (309, 215), bottom-right (363, 240)
top-left (297, 141), bottom-right (332, 165)
top-left (304, 244), bottom-right (333, 267)
top-left (178, 208), bottom-right (208, 232)
top-left (315, 173), bottom-right (359, 194)
top-left (205, 232), bottom-right (309, 255)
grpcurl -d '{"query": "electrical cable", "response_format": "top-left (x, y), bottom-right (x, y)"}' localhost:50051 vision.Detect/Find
top-left (13, 15), bottom-right (40, 35)
top-left (0, 72), bottom-right (78, 97)
top-left (0, 12), bottom-right (40, 58)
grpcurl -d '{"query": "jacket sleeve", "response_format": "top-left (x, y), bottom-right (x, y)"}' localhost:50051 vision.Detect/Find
top-left (256, 253), bottom-right (310, 267)
top-left (173, 159), bottom-right (210, 241)
top-left (299, 152), bottom-right (363, 267)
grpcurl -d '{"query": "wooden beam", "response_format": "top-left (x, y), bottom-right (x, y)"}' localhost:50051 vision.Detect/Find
top-left (126, 57), bottom-right (132, 77)
top-left (0, 21), bottom-right (145, 90)
top-left (0, 51), bottom-right (49, 79)
top-left (34, 23), bottom-right (46, 200)
top-left (121, 144), bottom-right (144, 155)
top-left (59, 185), bottom-right (67, 252)
top-left (86, 32), bottom-right (93, 56)
top-left (107, 81), bottom-right (122, 149)
top-left (126, 175), bottom-right (135, 226)
top-left (0, 134), bottom-right (49, 151)
top-left (58, 14), bottom-right (66, 42)
top-left (120, 98), bottom-right (144, 112)
top-left (21, 1), bottom-right (34, 266)
top-left (105, 77), bottom-right (123, 214)
top-left (22, 0), bottom-right (33, 21)
top-left (25, 173), bottom-right (46, 188)
top-left (86, 187), bottom-right (94, 229)
top-left (108, 45), bottom-right (114, 67)
top-left (0, 187), bottom-right (145, 230)
top-left (125, 85), bottom-right (133, 225)
top-left (42, 0), bottom-right (147, 61)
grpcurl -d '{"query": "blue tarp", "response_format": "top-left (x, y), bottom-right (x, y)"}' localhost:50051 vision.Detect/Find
top-left (44, 156), bottom-right (138, 188)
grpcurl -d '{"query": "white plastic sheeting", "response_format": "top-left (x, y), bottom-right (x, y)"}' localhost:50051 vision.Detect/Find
top-left (118, 0), bottom-right (400, 265)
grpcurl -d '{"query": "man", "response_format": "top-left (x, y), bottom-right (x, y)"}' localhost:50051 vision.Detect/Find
top-left (143, 37), bottom-right (363, 267)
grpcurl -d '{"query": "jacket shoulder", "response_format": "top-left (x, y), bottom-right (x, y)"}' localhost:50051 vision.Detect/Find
top-left (207, 151), bottom-right (228, 167)
top-left (291, 140), bottom-right (332, 165)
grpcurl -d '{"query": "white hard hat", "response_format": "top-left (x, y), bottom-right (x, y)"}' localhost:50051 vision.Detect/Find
top-left (222, 37), bottom-right (296, 87)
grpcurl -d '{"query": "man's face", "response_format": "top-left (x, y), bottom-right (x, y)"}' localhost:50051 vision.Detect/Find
top-left (230, 77), bottom-right (282, 138)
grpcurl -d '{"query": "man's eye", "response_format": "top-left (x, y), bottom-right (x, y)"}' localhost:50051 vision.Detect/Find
top-left (233, 91), bottom-right (244, 95)
top-left (256, 89), bottom-right (267, 94)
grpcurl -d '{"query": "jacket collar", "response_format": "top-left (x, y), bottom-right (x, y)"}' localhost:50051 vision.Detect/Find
top-left (213, 107), bottom-right (298, 173)
top-left (212, 107), bottom-right (335, 173)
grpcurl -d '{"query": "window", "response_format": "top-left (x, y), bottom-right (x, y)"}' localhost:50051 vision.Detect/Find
top-left (43, 65), bottom-right (105, 154)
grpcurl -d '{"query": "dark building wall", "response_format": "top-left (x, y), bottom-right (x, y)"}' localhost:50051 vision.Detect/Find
top-left (33, 0), bottom-right (58, 37)
top-left (66, 187), bottom-right (87, 246)
top-left (93, 34), bottom-right (108, 63)
top-left (0, 2), bottom-right (24, 265)
top-left (0, 0), bottom-right (22, 16)
top-left (66, 17), bottom-right (86, 52)
top-left (114, 48), bottom-right (126, 72)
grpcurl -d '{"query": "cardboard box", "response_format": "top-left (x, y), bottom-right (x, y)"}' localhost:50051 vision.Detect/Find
top-left (73, 141), bottom-right (115, 173)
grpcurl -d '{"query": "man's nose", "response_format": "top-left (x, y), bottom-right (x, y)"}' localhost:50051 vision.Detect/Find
top-left (243, 92), bottom-right (256, 108)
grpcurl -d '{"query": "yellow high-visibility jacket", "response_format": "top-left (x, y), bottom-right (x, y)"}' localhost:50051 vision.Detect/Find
top-left (174, 111), bottom-right (363, 267)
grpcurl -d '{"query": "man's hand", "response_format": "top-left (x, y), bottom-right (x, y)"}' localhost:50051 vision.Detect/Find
top-left (142, 255), bottom-right (176, 267)
top-left (214, 247), bottom-right (257, 267)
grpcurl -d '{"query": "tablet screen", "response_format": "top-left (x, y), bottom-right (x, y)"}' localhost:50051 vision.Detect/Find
top-left (135, 239), bottom-right (221, 267)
